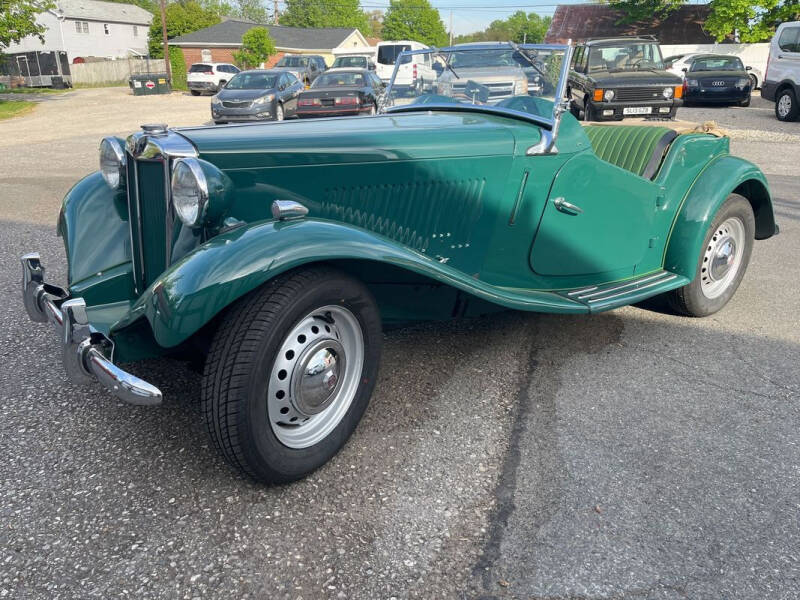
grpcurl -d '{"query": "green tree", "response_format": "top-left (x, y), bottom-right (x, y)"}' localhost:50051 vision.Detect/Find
top-left (0, 0), bottom-right (55, 52)
top-left (455, 11), bottom-right (551, 44)
top-left (381, 0), bottom-right (448, 47)
top-left (608, 0), bottom-right (683, 24)
top-left (280, 0), bottom-right (369, 35)
top-left (366, 9), bottom-right (383, 38)
top-left (233, 26), bottom-right (275, 68)
top-left (148, 1), bottom-right (221, 57)
top-left (232, 0), bottom-right (270, 23)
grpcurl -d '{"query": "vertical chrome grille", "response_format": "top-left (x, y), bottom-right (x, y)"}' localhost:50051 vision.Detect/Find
top-left (125, 128), bottom-right (197, 294)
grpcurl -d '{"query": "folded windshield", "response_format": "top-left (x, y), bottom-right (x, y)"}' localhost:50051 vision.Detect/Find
top-left (384, 44), bottom-right (569, 125)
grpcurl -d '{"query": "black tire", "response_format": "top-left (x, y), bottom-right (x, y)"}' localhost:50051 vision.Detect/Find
top-left (569, 96), bottom-right (580, 119)
top-left (748, 73), bottom-right (758, 90)
top-left (667, 194), bottom-right (754, 317)
top-left (214, 121), bottom-right (226, 125)
top-left (190, 90), bottom-right (201, 96)
top-left (740, 95), bottom-right (751, 107)
top-left (201, 266), bottom-right (382, 484)
top-left (775, 88), bottom-right (800, 122)
top-left (583, 100), bottom-right (595, 121)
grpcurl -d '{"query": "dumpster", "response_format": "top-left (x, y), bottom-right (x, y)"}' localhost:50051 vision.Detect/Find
top-left (130, 73), bottom-right (170, 96)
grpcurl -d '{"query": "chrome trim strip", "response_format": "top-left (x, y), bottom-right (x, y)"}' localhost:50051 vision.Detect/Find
top-left (577, 272), bottom-right (672, 300)
top-left (567, 286), bottom-right (598, 296)
top-left (586, 274), bottom-right (677, 304)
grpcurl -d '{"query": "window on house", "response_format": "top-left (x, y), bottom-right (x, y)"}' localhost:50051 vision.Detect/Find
top-left (75, 21), bottom-right (89, 34)
top-left (133, 25), bottom-right (138, 37)
top-left (104, 24), bottom-right (110, 35)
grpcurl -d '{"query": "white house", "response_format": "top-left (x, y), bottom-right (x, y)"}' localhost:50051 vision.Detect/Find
top-left (5, 0), bottom-right (152, 63)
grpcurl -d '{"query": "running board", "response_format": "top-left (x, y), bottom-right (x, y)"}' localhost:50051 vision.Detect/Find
top-left (559, 270), bottom-right (689, 313)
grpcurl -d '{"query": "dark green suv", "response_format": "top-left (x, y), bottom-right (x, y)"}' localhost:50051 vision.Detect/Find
top-left (568, 37), bottom-right (683, 121)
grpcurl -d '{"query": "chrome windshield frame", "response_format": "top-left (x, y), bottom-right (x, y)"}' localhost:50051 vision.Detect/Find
top-left (383, 42), bottom-right (573, 136)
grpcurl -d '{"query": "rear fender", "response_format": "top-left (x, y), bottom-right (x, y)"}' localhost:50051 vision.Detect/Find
top-left (664, 155), bottom-right (775, 280)
top-left (114, 218), bottom-right (585, 349)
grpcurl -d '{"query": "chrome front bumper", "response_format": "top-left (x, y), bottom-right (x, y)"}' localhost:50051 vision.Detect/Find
top-left (21, 253), bottom-right (162, 406)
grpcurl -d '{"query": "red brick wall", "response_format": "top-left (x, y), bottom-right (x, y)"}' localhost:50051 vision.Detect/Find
top-left (180, 47), bottom-right (285, 70)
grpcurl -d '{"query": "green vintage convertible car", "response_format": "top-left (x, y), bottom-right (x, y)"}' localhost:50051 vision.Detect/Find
top-left (22, 44), bottom-right (777, 483)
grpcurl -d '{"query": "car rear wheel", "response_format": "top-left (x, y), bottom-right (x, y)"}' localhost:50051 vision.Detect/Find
top-left (201, 266), bottom-right (382, 484)
top-left (748, 73), bottom-right (758, 90)
top-left (190, 90), bottom-right (200, 96)
top-left (667, 194), bottom-right (754, 317)
top-left (775, 88), bottom-right (799, 121)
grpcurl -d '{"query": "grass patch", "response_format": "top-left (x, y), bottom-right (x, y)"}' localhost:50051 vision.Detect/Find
top-left (0, 87), bottom-right (68, 94)
top-left (72, 82), bottom-right (127, 89)
top-left (0, 99), bottom-right (35, 120)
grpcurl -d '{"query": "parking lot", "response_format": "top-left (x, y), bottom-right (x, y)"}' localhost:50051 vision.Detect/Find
top-left (1, 87), bottom-right (799, 599)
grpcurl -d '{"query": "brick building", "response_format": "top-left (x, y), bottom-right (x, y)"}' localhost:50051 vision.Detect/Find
top-left (170, 19), bottom-right (371, 69)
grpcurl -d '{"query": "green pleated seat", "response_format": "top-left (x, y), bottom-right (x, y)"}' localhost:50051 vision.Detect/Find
top-left (583, 125), bottom-right (677, 180)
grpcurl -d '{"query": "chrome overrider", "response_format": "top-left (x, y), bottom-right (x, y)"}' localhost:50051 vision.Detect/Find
top-left (20, 252), bottom-right (163, 406)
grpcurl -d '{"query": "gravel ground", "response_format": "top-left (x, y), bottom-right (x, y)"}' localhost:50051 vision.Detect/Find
top-left (1, 87), bottom-right (798, 599)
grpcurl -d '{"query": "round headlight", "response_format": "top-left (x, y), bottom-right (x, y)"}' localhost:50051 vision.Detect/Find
top-left (99, 137), bottom-right (125, 189)
top-left (603, 89), bottom-right (615, 101)
top-left (663, 87), bottom-right (674, 99)
top-left (171, 158), bottom-right (208, 227)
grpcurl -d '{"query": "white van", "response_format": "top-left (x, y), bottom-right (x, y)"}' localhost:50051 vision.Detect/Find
top-left (376, 41), bottom-right (436, 89)
top-left (762, 21), bottom-right (800, 121)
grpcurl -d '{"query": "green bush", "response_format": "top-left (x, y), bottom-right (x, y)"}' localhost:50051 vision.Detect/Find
top-left (169, 46), bottom-right (187, 91)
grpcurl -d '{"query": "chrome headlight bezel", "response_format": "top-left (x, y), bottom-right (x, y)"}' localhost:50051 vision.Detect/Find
top-left (99, 137), bottom-right (126, 189)
top-left (603, 89), bottom-right (615, 102)
top-left (662, 87), bottom-right (674, 99)
top-left (171, 157), bottom-right (209, 227)
top-left (252, 93), bottom-right (275, 106)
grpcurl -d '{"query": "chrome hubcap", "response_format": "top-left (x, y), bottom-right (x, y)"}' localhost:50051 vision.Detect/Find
top-left (267, 305), bottom-right (363, 449)
top-left (700, 217), bottom-right (745, 299)
top-left (778, 95), bottom-right (791, 117)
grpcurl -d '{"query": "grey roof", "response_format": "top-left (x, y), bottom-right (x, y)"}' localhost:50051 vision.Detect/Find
top-left (170, 19), bottom-right (358, 49)
top-left (56, 0), bottom-right (152, 25)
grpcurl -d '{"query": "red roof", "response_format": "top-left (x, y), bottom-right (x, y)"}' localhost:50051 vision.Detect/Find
top-left (545, 4), bottom-right (717, 45)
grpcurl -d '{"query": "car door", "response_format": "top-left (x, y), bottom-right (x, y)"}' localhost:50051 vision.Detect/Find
top-left (774, 25), bottom-right (800, 85)
top-left (530, 152), bottom-right (658, 278)
top-left (281, 74), bottom-right (299, 115)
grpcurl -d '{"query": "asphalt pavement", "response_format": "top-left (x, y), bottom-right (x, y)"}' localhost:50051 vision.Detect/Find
top-left (1, 88), bottom-right (799, 599)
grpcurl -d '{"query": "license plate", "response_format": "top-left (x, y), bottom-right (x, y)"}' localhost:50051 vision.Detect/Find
top-left (623, 106), bottom-right (652, 115)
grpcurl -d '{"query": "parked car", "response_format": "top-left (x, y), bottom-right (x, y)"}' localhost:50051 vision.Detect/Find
top-left (296, 69), bottom-right (384, 118)
top-left (375, 40), bottom-right (434, 87)
top-left (568, 37), bottom-right (683, 121)
top-left (438, 43), bottom-right (529, 101)
top-left (22, 43), bottom-right (777, 485)
top-left (272, 54), bottom-right (327, 86)
top-left (187, 62), bottom-right (240, 95)
top-left (665, 53), bottom-right (762, 90)
top-left (680, 54), bottom-right (752, 107)
top-left (761, 21), bottom-right (800, 121)
top-left (330, 54), bottom-right (376, 71)
top-left (211, 70), bottom-right (303, 124)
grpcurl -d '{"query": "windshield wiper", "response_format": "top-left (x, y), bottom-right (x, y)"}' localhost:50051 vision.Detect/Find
top-left (433, 47), bottom-right (460, 80)
top-left (509, 41), bottom-right (548, 80)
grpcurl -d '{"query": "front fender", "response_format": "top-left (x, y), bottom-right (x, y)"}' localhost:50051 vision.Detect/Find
top-left (59, 170), bottom-right (131, 286)
top-left (113, 218), bottom-right (586, 348)
top-left (664, 155), bottom-right (775, 280)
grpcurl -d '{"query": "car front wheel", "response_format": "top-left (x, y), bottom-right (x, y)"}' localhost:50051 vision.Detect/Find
top-left (776, 88), bottom-right (799, 121)
top-left (667, 194), bottom-right (754, 317)
top-left (275, 103), bottom-right (284, 121)
top-left (201, 266), bottom-right (382, 484)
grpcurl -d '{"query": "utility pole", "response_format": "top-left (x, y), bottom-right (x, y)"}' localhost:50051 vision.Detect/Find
top-left (160, 0), bottom-right (171, 82)
top-left (274, 0), bottom-right (279, 23)
top-left (449, 11), bottom-right (453, 46)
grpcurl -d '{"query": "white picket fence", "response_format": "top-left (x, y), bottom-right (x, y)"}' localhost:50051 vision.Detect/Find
top-left (70, 59), bottom-right (167, 85)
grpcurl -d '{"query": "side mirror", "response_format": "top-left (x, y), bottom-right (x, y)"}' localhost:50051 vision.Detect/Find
top-left (369, 63), bottom-right (376, 70)
top-left (746, 65), bottom-right (752, 70)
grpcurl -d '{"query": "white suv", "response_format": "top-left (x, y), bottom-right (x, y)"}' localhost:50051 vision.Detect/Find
top-left (187, 63), bottom-right (240, 96)
top-left (762, 21), bottom-right (800, 121)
